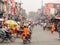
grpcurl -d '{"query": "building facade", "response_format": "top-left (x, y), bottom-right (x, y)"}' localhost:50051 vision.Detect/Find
top-left (43, 3), bottom-right (60, 16)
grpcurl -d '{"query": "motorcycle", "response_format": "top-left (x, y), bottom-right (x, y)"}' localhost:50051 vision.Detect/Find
top-left (23, 34), bottom-right (31, 44)
top-left (0, 31), bottom-right (16, 43)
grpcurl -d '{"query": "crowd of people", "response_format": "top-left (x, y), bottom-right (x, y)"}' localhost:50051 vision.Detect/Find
top-left (41, 17), bottom-right (60, 39)
top-left (0, 17), bottom-right (33, 43)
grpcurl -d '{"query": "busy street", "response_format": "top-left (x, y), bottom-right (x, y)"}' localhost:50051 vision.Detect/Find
top-left (0, 25), bottom-right (60, 45)
top-left (0, 0), bottom-right (60, 45)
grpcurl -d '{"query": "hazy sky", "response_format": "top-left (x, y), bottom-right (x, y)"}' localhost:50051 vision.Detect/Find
top-left (15, 0), bottom-right (60, 13)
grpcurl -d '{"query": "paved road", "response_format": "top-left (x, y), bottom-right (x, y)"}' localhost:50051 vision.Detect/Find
top-left (0, 25), bottom-right (60, 45)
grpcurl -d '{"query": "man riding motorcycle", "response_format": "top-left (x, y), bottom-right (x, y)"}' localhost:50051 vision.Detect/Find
top-left (20, 25), bottom-right (32, 44)
top-left (0, 26), bottom-right (15, 43)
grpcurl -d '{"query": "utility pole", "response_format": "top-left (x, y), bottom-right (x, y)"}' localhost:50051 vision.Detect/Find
top-left (41, 0), bottom-right (43, 16)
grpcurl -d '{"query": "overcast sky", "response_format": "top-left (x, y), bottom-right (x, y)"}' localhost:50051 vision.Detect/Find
top-left (15, 0), bottom-right (60, 13)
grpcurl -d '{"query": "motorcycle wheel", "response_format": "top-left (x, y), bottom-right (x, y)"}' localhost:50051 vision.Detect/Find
top-left (0, 36), bottom-right (4, 43)
top-left (23, 37), bottom-right (27, 44)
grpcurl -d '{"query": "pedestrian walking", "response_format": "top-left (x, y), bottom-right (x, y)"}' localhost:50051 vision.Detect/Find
top-left (43, 23), bottom-right (46, 30)
top-left (51, 22), bottom-right (55, 34)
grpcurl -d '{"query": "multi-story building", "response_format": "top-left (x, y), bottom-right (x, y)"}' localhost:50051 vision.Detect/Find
top-left (43, 3), bottom-right (60, 16)
top-left (15, 2), bottom-right (27, 16)
top-left (0, 0), bottom-right (6, 18)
